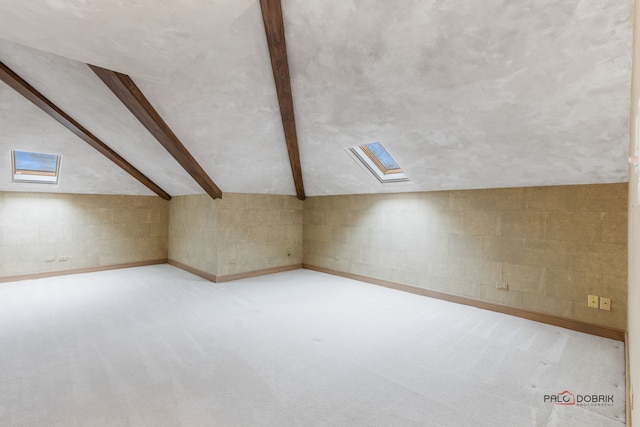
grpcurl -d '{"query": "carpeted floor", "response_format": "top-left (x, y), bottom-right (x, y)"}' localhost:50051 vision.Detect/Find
top-left (0, 264), bottom-right (626, 426)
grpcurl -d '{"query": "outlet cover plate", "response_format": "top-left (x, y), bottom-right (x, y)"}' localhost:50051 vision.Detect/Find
top-left (588, 295), bottom-right (599, 308)
top-left (600, 297), bottom-right (612, 311)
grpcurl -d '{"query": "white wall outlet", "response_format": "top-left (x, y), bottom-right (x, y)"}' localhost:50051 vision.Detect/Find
top-left (588, 295), bottom-right (599, 309)
top-left (45, 256), bottom-right (55, 262)
top-left (495, 282), bottom-right (509, 290)
top-left (58, 255), bottom-right (68, 262)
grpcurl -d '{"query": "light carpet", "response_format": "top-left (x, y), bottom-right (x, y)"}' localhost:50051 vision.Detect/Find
top-left (0, 264), bottom-right (626, 426)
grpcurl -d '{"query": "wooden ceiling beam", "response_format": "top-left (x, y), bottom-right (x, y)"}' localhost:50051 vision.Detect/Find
top-left (0, 61), bottom-right (171, 200)
top-left (260, 0), bottom-right (306, 201)
top-left (89, 65), bottom-right (223, 200)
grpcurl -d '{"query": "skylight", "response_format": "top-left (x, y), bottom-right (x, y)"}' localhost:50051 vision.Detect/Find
top-left (348, 142), bottom-right (408, 183)
top-left (12, 150), bottom-right (61, 184)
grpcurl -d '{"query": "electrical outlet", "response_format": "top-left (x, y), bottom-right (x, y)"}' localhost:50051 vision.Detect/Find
top-left (495, 282), bottom-right (509, 290)
top-left (588, 295), bottom-right (599, 309)
top-left (58, 255), bottom-right (68, 262)
top-left (599, 297), bottom-right (611, 311)
top-left (44, 256), bottom-right (55, 262)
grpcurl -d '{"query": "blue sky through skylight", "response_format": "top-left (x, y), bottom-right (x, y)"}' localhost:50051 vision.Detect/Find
top-left (363, 142), bottom-right (400, 171)
top-left (14, 151), bottom-right (58, 172)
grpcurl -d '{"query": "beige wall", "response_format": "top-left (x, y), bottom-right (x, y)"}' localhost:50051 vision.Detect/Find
top-left (168, 193), bottom-right (303, 279)
top-left (304, 184), bottom-right (627, 330)
top-left (217, 193), bottom-right (303, 277)
top-left (628, 1), bottom-right (639, 424)
top-left (168, 194), bottom-right (217, 276)
top-left (0, 192), bottom-right (168, 278)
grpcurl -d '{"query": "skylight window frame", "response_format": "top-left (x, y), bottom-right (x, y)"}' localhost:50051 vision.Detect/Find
top-left (360, 142), bottom-right (403, 175)
top-left (347, 142), bottom-right (409, 183)
top-left (11, 150), bottom-right (61, 184)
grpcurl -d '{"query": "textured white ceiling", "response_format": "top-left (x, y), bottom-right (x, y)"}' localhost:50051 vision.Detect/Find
top-left (0, 0), bottom-right (254, 80)
top-left (286, 0), bottom-right (633, 195)
top-left (0, 39), bottom-right (203, 196)
top-left (0, 82), bottom-right (155, 196)
top-left (135, 2), bottom-right (296, 195)
top-left (0, 0), bottom-right (633, 198)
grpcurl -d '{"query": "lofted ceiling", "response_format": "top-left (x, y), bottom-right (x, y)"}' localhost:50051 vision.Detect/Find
top-left (0, 0), bottom-right (256, 80)
top-left (0, 0), bottom-right (633, 198)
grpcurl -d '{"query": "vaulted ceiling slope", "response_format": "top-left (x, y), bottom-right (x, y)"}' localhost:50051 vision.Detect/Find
top-left (0, 0), bottom-right (255, 80)
top-left (0, 0), bottom-right (633, 198)
top-left (0, 61), bottom-right (171, 199)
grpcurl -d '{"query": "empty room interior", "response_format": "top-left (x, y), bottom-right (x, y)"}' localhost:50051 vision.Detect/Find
top-left (1, 1), bottom-right (640, 426)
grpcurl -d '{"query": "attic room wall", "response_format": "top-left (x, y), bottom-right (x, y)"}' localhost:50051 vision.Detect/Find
top-left (168, 193), bottom-right (303, 280)
top-left (627, 0), bottom-right (639, 423)
top-left (216, 194), bottom-right (303, 278)
top-left (0, 192), bottom-right (168, 279)
top-left (303, 183), bottom-right (627, 330)
top-left (168, 194), bottom-right (217, 278)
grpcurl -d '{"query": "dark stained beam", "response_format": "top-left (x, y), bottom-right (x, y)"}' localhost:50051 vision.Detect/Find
top-left (89, 65), bottom-right (223, 200)
top-left (260, 0), bottom-right (306, 200)
top-left (0, 61), bottom-right (171, 201)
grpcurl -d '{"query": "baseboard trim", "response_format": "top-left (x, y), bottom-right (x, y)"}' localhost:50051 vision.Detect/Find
top-left (0, 259), bottom-right (168, 283)
top-left (167, 260), bottom-right (302, 283)
top-left (216, 264), bottom-right (302, 283)
top-left (303, 264), bottom-right (626, 342)
top-left (167, 259), bottom-right (217, 282)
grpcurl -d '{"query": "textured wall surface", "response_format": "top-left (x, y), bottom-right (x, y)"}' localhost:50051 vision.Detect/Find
top-left (168, 194), bottom-right (217, 277)
top-left (217, 193), bottom-right (303, 277)
top-left (168, 193), bottom-right (303, 279)
top-left (0, 192), bottom-right (168, 278)
top-left (304, 184), bottom-right (628, 330)
top-left (628, 0), bottom-right (639, 422)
